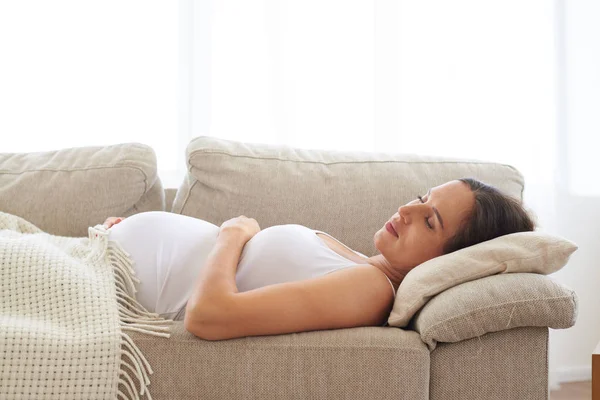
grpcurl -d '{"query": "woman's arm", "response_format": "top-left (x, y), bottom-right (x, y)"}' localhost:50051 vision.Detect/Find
top-left (183, 230), bottom-right (247, 332)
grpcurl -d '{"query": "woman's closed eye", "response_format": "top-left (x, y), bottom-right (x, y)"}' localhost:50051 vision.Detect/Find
top-left (418, 195), bottom-right (434, 230)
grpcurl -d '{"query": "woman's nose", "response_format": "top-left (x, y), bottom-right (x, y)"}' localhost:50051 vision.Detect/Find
top-left (398, 205), bottom-right (412, 224)
top-left (398, 203), bottom-right (422, 224)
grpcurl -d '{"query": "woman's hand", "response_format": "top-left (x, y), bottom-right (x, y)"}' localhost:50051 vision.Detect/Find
top-left (103, 217), bottom-right (125, 229)
top-left (218, 215), bottom-right (261, 243)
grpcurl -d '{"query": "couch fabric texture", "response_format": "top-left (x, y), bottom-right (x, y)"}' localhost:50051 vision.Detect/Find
top-left (0, 143), bottom-right (164, 237)
top-left (0, 136), bottom-right (578, 400)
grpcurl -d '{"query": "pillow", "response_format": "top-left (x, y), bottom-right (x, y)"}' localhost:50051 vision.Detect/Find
top-left (0, 143), bottom-right (165, 238)
top-left (410, 273), bottom-right (578, 351)
top-left (387, 230), bottom-right (578, 328)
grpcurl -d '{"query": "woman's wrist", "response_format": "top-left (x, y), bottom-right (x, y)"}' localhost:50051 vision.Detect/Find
top-left (217, 227), bottom-right (251, 246)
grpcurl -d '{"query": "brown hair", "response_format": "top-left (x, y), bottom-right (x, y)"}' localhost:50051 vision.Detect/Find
top-left (443, 178), bottom-right (536, 254)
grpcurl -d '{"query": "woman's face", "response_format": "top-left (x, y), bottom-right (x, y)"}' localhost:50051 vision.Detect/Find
top-left (374, 180), bottom-right (475, 271)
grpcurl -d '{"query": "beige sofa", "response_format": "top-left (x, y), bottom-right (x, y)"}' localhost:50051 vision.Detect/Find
top-left (0, 136), bottom-right (578, 399)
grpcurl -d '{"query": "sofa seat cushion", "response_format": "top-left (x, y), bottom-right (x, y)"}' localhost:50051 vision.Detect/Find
top-left (0, 143), bottom-right (164, 237)
top-left (124, 322), bottom-right (431, 400)
top-left (410, 273), bottom-right (578, 351)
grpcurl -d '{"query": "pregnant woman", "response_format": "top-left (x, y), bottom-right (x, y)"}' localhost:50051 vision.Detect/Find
top-left (104, 178), bottom-right (535, 341)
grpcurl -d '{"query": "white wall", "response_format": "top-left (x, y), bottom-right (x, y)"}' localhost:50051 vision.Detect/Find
top-left (548, 0), bottom-right (600, 388)
top-left (549, 195), bottom-right (600, 386)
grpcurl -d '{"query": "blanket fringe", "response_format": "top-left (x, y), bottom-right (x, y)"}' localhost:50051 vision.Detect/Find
top-left (102, 234), bottom-right (172, 400)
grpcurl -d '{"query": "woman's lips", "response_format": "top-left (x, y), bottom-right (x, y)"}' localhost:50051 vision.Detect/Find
top-left (385, 221), bottom-right (398, 237)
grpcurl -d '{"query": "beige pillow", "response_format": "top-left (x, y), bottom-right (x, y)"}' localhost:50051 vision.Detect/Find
top-left (387, 231), bottom-right (578, 328)
top-left (0, 143), bottom-right (164, 238)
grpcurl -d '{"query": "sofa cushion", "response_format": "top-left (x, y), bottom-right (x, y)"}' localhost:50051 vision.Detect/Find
top-left (0, 143), bottom-right (164, 237)
top-left (388, 230), bottom-right (578, 327)
top-left (124, 323), bottom-right (431, 400)
top-left (409, 273), bottom-right (578, 351)
top-left (172, 135), bottom-right (525, 258)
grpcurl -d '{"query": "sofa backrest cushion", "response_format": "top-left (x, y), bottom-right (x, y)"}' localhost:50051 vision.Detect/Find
top-left (173, 136), bottom-right (525, 258)
top-left (0, 143), bottom-right (164, 237)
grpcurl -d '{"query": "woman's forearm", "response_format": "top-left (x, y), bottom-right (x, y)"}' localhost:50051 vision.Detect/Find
top-left (185, 231), bottom-right (246, 317)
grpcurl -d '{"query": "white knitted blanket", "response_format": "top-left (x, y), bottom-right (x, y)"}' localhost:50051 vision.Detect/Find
top-left (0, 211), bottom-right (173, 400)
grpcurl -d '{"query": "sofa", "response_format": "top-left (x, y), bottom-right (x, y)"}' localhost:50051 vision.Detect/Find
top-left (0, 135), bottom-right (578, 400)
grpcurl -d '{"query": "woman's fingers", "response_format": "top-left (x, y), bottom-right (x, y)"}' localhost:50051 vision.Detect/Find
top-left (103, 217), bottom-right (124, 228)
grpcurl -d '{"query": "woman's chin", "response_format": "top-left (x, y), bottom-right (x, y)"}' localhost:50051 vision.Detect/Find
top-left (374, 230), bottom-right (397, 251)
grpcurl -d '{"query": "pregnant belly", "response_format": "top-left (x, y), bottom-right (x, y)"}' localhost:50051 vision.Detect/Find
top-left (107, 211), bottom-right (220, 315)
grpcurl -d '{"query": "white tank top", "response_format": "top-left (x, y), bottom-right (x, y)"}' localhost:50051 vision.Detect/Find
top-left (107, 211), bottom-right (396, 325)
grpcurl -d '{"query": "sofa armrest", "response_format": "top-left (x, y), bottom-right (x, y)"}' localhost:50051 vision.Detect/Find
top-left (408, 272), bottom-right (578, 351)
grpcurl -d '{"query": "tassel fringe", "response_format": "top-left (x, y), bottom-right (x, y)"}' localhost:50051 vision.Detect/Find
top-left (97, 229), bottom-right (173, 400)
